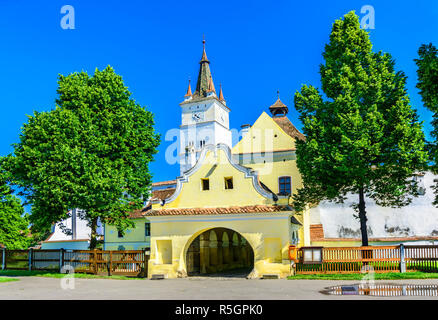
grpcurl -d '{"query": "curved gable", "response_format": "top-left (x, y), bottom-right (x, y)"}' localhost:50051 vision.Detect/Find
top-left (158, 144), bottom-right (277, 209)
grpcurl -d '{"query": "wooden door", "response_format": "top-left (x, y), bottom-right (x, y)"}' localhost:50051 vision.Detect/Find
top-left (187, 237), bottom-right (200, 275)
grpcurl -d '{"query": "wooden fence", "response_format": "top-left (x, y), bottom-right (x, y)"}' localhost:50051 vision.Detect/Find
top-left (405, 245), bottom-right (438, 273)
top-left (0, 248), bottom-right (149, 277)
top-left (296, 245), bottom-right (438, 274)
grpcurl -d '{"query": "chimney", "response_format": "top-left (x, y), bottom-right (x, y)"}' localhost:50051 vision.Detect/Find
top-left (241, 124), bottom-right (251, 140)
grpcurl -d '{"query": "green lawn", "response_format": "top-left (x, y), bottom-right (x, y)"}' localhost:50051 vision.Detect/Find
top-left (288, 272), bottom-right (438, 280)
top-left (3, 269), bottom-right (438, 281)
top-left (0, 276), bottom-right (19, 283)
top-left (0, 270), bottom-right (146, 280)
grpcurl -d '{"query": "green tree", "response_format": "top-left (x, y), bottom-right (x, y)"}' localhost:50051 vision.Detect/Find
top-left (0, 171), bottom-right (30, 249)
top-left (415, 43), bottom-right (438, 205)
top-left (3, 66), bottom-right (160, 249)
top-left (293, 12), bottom-right (428, 246)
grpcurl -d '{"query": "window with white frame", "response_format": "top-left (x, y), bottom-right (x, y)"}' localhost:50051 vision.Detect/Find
top-left (302, 247), bottom-right (323, 264)
top-left (279, 176), bottom-right (291, 195)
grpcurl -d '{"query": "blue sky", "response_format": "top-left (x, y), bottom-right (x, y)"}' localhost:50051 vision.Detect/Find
top-left (0, 0), bottom-right (437, 184)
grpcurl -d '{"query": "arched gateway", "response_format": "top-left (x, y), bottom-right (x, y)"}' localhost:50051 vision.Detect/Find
top-left (144, 144), bottom-right (300, 279)
top-left (185, 227), bottom-right (254, 276)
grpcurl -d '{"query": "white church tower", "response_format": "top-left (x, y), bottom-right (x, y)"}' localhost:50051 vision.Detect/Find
top-left (179, 40), bottom-right (232, 174)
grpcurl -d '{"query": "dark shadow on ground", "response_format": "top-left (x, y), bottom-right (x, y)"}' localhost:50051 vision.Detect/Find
top-left (188, 267), bottom-right (253, 279)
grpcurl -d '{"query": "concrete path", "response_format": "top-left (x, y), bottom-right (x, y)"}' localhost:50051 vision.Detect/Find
top-left (0, 276), bottom-right (437, 300)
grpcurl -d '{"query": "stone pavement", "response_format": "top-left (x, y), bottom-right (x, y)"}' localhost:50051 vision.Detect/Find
top-left (0, 276), bottom-right (437, 300)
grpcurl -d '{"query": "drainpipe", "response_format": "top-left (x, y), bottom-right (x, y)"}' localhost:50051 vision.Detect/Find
top-left (303, 205), bottom-right (311, 246)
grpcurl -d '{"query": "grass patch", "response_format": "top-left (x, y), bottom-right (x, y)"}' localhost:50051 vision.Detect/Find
top-left (0, 270), bottom-right (146, 280)
top-left (0, 276), bottom-right (19, 283)
top-left (288, 272), bottom-right (438, 280)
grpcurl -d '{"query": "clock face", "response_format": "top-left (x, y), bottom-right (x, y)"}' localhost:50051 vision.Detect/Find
top-left (192, 111), bottom-right (204, 122)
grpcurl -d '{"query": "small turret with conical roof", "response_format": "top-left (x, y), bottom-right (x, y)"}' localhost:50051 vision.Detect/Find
top-left (269, 91), bottom-right (289, 116)
top-left (219, 83), bottom-right (226, 105)
top-left (268, 91), bottom-right (305, 141)
top-left (184, 79), bottom-right (193, 100)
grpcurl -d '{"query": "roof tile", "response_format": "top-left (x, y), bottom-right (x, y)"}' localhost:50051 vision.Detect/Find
top-left (141, 205), bottom-right (291, 217)
top-left (273, 116), bottom-right (306, 141)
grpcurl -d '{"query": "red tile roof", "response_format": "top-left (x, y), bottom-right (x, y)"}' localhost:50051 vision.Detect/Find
top-left (152, 180), bottom-right (177, 187)
top-left (129, 206), bottom-right (151, 219)
top-left (150, 188), bottom-right (176, 201)
top-left (273, 116), bottom-right (306, 141)
top-left (142, 205), bottom-right (291, 217)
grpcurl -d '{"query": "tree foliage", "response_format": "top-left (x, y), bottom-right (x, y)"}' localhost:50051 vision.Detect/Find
top-left (293, 12), bottom-right (428, 245)
top-left (2, 66), bottom-right (160, 248)
top-left (415, 43), bottom-right (438, 205)
top-left (0, 171), bottom-right (30, 249)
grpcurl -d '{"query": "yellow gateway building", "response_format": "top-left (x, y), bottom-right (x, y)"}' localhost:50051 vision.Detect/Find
top-left (104, 41), bottom-right (308, 279)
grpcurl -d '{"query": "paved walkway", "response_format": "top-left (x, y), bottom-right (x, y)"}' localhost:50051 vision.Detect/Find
top-left (0, 276), bottom-right (437, 300)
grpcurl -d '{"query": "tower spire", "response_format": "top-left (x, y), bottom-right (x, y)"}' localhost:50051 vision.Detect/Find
top-left (201, 36), bottom-right (209, 62)
top-left (219, 83), bottom-right (225, 101)
top-left (184, 79), bottom-right (192, 97)
top-left (195, 37), bottom-right (214, 97)
top-left (207, 76), bottom-right (216, 93)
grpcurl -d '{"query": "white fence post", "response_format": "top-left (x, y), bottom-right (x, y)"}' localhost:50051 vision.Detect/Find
top-left (400, 244), bottom-right (406, 273)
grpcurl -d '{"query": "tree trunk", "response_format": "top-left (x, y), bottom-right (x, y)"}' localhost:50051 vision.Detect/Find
top-left (89, 217), bottom-right (98, 250)
top-left (358, 187), bottom-right (369, 247)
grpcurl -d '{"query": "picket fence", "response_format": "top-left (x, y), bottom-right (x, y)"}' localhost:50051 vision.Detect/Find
top-left (296, 245), bottom-right (438, 274)
top-left (0, 249), bottom-right (149, 277)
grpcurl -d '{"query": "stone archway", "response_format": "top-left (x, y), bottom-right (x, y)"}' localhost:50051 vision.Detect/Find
top-left (185, 227), bottom-right (254, 277)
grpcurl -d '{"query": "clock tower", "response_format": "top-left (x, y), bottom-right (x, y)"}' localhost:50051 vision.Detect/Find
top-left (179, 40), bottom-right (232, 174)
